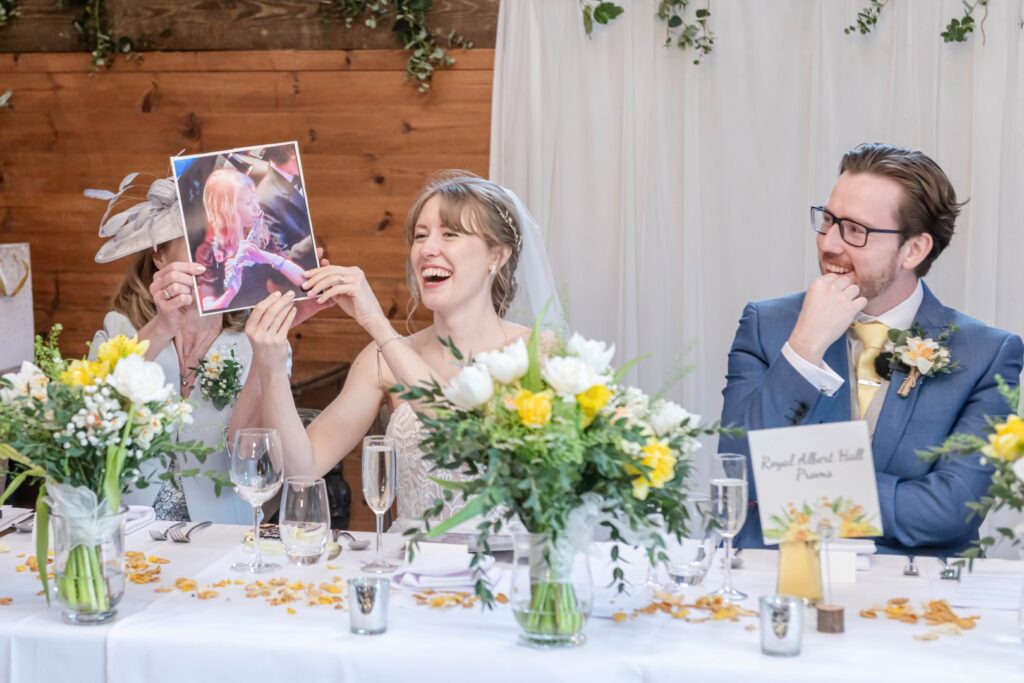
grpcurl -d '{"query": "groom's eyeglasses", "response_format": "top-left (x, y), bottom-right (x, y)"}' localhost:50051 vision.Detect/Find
top-left (810, 206), bottom-right (902, 248)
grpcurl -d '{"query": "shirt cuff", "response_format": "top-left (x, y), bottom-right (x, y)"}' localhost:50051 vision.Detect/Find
top-left (781, 342), bottom-right (844, 397)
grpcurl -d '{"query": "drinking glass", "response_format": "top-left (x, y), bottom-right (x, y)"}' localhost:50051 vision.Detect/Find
top-left (361, 435), bottom-right (397, 573)
top-left (230, 428), bottom-right (285, 573)
top-left (709, 453), bottom-right (749, 601)
top-left (644, 495), bottom-right (719, 594)
top-left (280, 477), bottom-right (330, 565)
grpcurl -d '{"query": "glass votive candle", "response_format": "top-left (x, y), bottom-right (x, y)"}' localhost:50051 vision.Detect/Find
top-left (349, 577), bottom-right (390, 635)
top-left (759, 594), bottom-right (804, 656)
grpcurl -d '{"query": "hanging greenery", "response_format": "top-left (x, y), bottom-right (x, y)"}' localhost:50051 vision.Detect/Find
top-left (56, 0), bottom-right (150, 69)
top-left (656, 0), bottom-right (715, 64)
top-left (848, 0), bottom-right (1012, 44)
top-left (317, 0), bottom-right (473, 92)
top-left (0, 0), bottom-right (19, 29)
top-left (580, 0), bottom-right (714, 64)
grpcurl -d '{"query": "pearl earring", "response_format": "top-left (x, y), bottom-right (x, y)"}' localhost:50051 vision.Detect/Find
top-left (488, 263), bottom-right (497, 275)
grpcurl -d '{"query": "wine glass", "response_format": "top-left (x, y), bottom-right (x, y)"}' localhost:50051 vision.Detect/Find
top-left (229, 428), bottom-right (285, 573)
top-left (280, 477), bottom-right (330, 566)
top-left (361, 435), bottom-right (397, 573)
top-left (709, 453), bottom-right (749, 601)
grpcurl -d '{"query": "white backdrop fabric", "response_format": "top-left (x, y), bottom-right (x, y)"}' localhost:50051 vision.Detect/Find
top-left (489, 0), bottom-right (1024, 554)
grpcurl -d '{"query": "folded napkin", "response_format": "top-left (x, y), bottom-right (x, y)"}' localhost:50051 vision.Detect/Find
top-left (125, 506), bottom-right (156, 535)
top-left (391, 544), bottom-right (499, 591)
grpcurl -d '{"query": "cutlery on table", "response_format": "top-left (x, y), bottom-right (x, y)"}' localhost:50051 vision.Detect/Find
top-left (334, 529), bottom-right (371, 551)
top-left (149, 521), bottom-right (187, 541)
top-left (169, 521), bottom-right (213, 543)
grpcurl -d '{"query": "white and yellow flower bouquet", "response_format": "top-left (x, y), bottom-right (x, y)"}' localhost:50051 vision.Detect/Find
top-left (396, 319), bottom-right (735, 627)
top-left (0, 325), bottom-right (218, 609)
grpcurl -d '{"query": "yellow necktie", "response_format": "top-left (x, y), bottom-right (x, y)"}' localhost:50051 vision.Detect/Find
top-left (851, 321), bottom-right (890, 419)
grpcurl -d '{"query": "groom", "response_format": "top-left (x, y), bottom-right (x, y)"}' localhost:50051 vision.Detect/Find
top-left (720, 143), bottom-right (1023, 556)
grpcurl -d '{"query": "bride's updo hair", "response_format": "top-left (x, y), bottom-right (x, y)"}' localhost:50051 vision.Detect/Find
top-left (403, 170), bottom-right (523, 318)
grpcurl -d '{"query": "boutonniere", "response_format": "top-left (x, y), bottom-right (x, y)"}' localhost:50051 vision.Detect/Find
top-left (874, 323), bottom-right (959, 398)
top-left (192, 344), bottom-right (244, 410)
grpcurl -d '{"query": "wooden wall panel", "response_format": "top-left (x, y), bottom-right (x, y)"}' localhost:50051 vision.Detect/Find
top-left (0, 49), bottom-right (494, 365)
top-left (0, 0), bottom-right (499, 53)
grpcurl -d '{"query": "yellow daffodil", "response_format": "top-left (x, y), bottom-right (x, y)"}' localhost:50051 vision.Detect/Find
top-left (576, 384), bottom-right (613, 427)
top-left (630, 439), bottom-right (677, 500)
top-left (95, 335), bottom-right (150, 367)
top-left (60, 359), bottom-right (110, 387)
top-left (513, 389), bottom-right (553, 428)
top-left (983, 415), bottom-right (1024, 462)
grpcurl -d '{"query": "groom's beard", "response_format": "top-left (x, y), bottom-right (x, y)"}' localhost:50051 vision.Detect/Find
top-left (819, 250), bottom-right (899, 302)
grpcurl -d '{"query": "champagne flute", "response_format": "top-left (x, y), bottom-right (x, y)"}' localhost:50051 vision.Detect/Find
top-left (280, 477), bottom-right (330, 565)
top-left (230, 428), bottom-right (285, 573)
top-left (361, 435), bottom-right (397, 573)
top-left (709, 453), bottom-right (749, 601)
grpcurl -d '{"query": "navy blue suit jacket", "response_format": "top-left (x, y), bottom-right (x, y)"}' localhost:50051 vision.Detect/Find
top-left (719, 282), bottom-right (1023, 556)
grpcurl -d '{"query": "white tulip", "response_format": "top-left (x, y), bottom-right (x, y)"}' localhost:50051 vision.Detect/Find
top-left (442, 363), bottom-right (494, 410)
top-left (650, 400), bottom-right (701, 437)
top-left (1, 361), bottom-right (48, 403)
top-left (106, 354), bottom-right (173, 405)
top-left (542, 356), bottom-right (606, 397)
top-left (475, 338), bottom-right (529, 384)
top-left (566, 333), bottom-right (615, 375)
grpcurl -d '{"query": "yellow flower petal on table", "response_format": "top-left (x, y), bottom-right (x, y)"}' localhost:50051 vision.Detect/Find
top-left (175, 578), bottom-right (198, 592)
top-left (196, 590), bottom-right (218, 600)
top-left (513, 389), bottom-right (553, 428)
top-left (576, 384), bottom-right (613, 427)
top-left (0, 598), bottom-right (12, 606)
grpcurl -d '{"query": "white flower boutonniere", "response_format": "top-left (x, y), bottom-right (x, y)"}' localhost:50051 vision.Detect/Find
top-left (192, 345), bottom-right (244, 410)
top-left (877, 323), bottom-right (958, 398)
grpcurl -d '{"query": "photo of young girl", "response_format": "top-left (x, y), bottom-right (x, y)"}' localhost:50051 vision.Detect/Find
top-left (171, 142), bottom-right (319, 315)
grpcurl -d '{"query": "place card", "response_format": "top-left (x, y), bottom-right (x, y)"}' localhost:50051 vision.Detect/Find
top-left (748, 421), bottom-right (883, 546)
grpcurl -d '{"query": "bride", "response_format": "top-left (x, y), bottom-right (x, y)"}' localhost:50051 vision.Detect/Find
top-left (244, 171), bottom-right (563, 529)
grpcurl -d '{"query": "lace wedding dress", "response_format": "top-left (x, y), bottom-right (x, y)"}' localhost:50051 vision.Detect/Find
top-left (388, 402), bottom-right (474, 533)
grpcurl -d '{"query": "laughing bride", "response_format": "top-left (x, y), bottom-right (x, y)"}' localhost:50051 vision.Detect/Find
top-left (241, 171), bottom-right (563, 530)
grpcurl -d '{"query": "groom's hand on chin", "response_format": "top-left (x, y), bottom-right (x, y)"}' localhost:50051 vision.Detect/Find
top-left (787, 274), bottom-right (868, 366)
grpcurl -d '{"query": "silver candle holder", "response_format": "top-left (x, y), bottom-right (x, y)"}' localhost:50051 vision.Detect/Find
top-left (349, 577), bottom-right (390, 635)
top-left (759, 594), bottom-right (804, 656)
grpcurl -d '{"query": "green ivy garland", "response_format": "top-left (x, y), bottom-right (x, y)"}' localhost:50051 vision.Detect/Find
top-left (0, 0), bottom-right (19, 30)
top-left (317, 0), bottom-right (473, 92)
top-left (580, 0), bottom-right (714, 64)
top-left (847, 0), bottom-right (998, 44)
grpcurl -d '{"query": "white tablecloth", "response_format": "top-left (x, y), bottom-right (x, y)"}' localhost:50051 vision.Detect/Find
top-left (1, 509), bottom-right (1022, 683)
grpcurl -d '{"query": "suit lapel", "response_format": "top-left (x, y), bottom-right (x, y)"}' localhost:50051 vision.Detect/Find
top-left (870, 283), bottom-right (950, 472)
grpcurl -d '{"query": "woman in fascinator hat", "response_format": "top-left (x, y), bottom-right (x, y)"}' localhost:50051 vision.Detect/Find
top-left (86, 171), bottom-right (328, 522)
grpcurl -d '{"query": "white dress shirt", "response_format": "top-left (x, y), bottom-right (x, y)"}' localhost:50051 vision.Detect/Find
top-left (782, 280), bottom-right (924, 396)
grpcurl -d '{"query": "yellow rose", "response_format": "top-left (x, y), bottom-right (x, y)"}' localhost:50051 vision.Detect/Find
top-left (96, 335), bottom-right (150, 367)
top-left (513, 389), bottom-right (553, 428)
top-left (576, 384), bottom-right (613, 427)
top-left (630, 439), bottom-right (677, 500)
top-left (984, 415), bottom-right (1024, 462)
top-left (60, 359), bottom-right (110, 387)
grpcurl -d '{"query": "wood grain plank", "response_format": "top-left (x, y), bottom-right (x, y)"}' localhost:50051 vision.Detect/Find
top-left (0, 1), bottom-right (498, 54)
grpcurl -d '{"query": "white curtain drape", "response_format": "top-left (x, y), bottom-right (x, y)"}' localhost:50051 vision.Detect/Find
top-left (490, 0), bottom-right (1024, 554)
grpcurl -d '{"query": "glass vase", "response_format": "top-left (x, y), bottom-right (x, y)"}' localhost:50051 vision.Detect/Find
top-left (509, 529), bottom-right (593, 648)
top-left (776, 539), bottom-right (822, 604)
top-left (50, 508), bottom-right (127, 625)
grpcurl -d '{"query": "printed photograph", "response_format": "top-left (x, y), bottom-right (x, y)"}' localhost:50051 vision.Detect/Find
top-left (171, 141), bottom-right (319, 315)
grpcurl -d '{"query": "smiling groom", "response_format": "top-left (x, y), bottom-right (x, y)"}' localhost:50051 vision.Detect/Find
top-left (719, 143), bottom-right (1023, 556)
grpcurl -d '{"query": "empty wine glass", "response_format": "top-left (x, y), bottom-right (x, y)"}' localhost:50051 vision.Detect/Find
top-left (709, 453), bottom-right (748, 601)
top-left (280, 477), bottom-right (330, 565)
top-left (230, 428), bottom-right (285, 573)
top-left (645, 495), bottom-right (719, 594)
top-left (361, 435), bottom-right (397, 573)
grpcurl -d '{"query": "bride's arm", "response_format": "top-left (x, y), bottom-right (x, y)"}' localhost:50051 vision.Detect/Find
top-left (246, 292), bottom-right (386, 478)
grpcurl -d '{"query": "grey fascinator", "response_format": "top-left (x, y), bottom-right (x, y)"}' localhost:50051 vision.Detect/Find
top-left (87, 173), bottom-right (185, 264)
